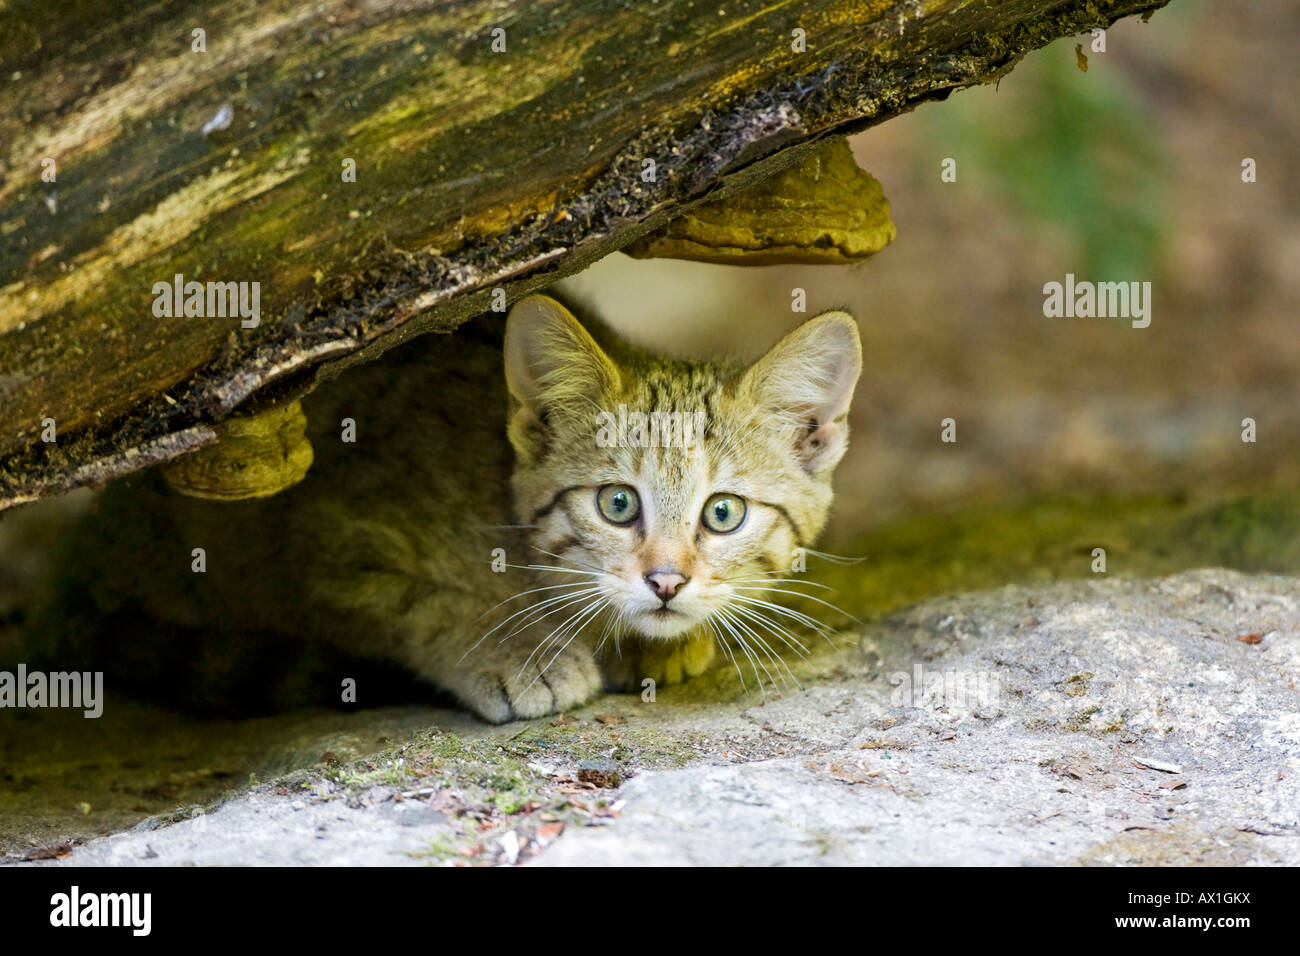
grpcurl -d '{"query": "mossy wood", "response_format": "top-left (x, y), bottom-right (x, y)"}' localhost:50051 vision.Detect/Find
top-left (0, 0), bottom-right (1170, 509)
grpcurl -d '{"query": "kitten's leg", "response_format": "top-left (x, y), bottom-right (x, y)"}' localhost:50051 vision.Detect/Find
top-left (410, 627), bottom-right (604, 724)
top-left (597, 633), bottom-right (717, 693)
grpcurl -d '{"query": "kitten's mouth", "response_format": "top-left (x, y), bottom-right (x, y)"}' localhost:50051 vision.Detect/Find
top-left (631, 604), bottom-right (697, 638)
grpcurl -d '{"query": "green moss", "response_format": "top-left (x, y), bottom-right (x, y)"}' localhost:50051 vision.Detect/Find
top-left (491, 792), bottom-right (528, 815)
top-left (815, 492), bottom-right (1300, 625)
top-left (412, 836), bottom-right (463, 863)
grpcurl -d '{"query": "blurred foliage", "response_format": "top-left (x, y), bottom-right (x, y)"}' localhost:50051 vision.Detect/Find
top-left (923, 37), bottom-right (1169, 279)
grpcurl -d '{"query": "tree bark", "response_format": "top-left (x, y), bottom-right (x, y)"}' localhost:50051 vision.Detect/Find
top-left (0, 0), bottom-right (1171, 508)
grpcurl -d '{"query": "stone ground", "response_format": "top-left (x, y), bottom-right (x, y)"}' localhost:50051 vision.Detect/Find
top-left (20, 567), bottom-right (1298, 867)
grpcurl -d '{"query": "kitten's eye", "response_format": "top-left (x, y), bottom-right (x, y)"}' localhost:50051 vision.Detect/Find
top-left (702, 493), bottom-right (747, 533)
top-left (596, 484), bottom-right (641, 525)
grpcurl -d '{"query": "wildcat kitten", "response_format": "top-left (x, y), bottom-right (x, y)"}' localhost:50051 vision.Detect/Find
top-left (52, 295), bottom-right (861, 722)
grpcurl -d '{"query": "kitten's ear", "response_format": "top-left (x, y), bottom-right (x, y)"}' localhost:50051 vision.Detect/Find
top-left (741, 311), bottom-right (862, 475)
top-left (504, 295), bottom-right (619, 456)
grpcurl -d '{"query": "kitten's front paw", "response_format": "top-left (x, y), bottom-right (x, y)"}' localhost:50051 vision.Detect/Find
top-left (599, 634), bottom-right (717, 693)
top-left (452, 639), bottom-right (603, 724)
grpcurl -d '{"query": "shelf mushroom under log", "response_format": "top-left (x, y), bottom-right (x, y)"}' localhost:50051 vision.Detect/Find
top-left (160, 400), bottom-right (314, 501)
top-left (0, 0), bottom-right (1173, 510)
top-left (624, 139), bottom-right (895, 266)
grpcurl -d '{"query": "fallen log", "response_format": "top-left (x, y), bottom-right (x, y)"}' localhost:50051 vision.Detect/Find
top-left (0, 0), bottom-right (1171, 509)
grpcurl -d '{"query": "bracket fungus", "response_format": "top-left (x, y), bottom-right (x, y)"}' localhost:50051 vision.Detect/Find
top-left (161, 400), bottom-right (313, 501)
top-left (624, 139), bottom-right (895, 265)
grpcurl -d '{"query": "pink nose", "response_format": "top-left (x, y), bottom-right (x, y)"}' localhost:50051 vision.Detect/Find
top-left (644, 570), bottom-right (689, 602)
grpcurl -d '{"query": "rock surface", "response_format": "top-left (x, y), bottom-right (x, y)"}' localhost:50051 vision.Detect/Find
top-left (29, 568), bottom-right (1300, 866)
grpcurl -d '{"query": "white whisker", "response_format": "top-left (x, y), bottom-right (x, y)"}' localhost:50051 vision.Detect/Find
top-left (718, 607), bottom-right (799, 688)
top-left (500, 587), bottom-right (605, 643)
top-left (458, 584), bottom-right (603, 661)
top-left (730, 586), bottom-right (860, 624)
top-left (534, 598), bottom-right (608, 681)
top-left (712, 610), bottom-right (770, 694)
top-left (517, 596), bottom-right (608, 696)
top-left (729, 576), bottom-right (834, 591)
top-left (706, 620), bottom-right (747, 689)
top-left (730, 594), bottom-right (838, 641)
top-left (728, 602), bottom-right (812, 658)
top-left (530, 546), bottom-right (605, 575)
top-left (472, 581), bottom-right (602, 624)
top-left (505, 563), bottom-right (602, 577)
top-left (800, 548), bottom-right (867, 566)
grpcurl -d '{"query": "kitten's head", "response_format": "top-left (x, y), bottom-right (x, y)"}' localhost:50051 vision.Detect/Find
top-left (504, 295), bottom-right (860, 641)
